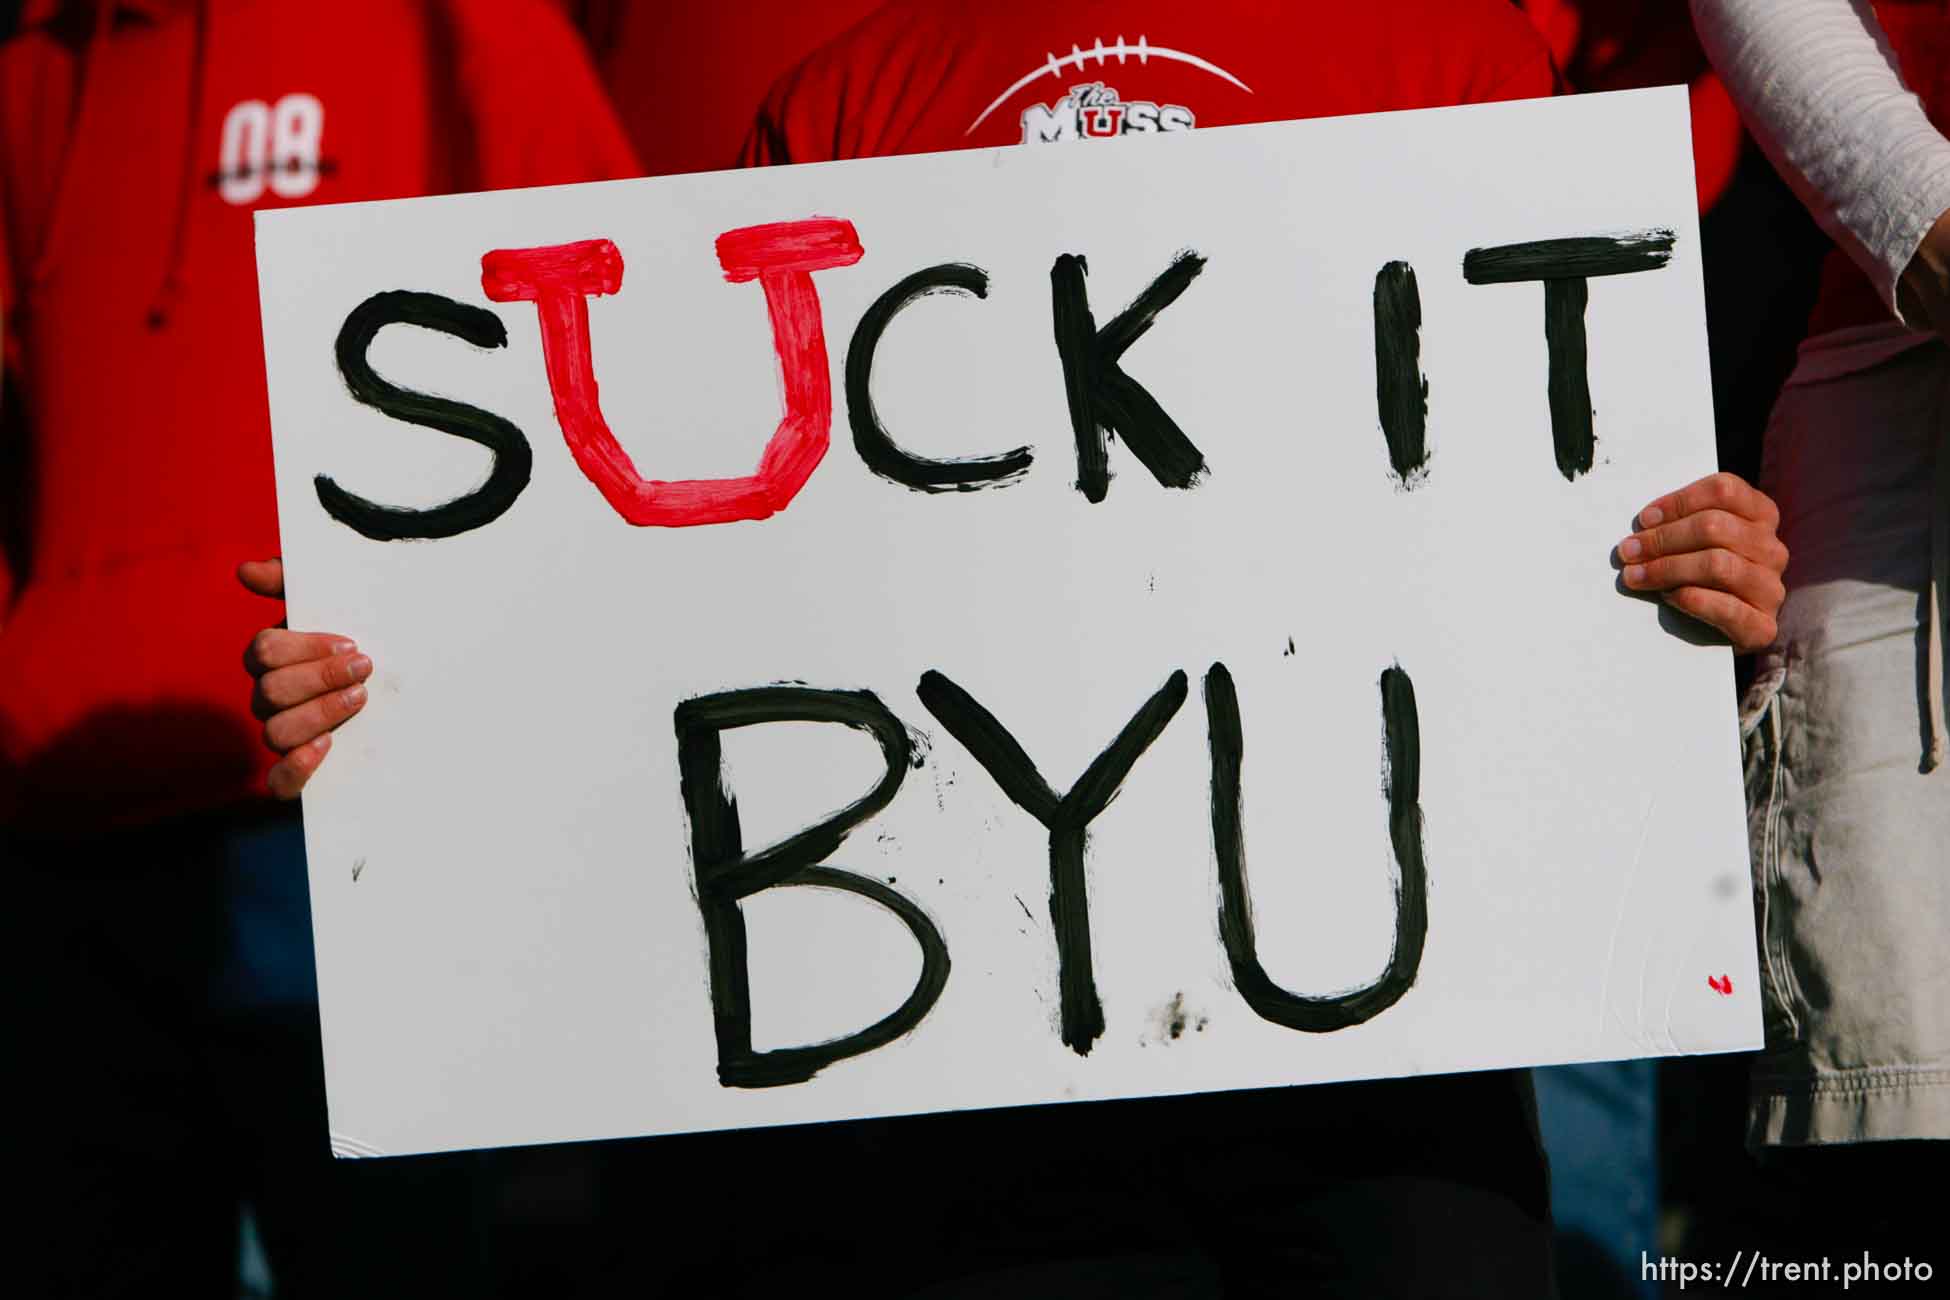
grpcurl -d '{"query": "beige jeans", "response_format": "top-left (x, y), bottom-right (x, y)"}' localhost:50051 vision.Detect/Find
top-left (1743, 339), bottom-right (1950, 1146)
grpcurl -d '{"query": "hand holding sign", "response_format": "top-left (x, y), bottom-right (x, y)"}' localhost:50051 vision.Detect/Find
top-left (238, 557), bottom-right (370, 799)
top-left (1615, 471), bottom-right (1788, 652)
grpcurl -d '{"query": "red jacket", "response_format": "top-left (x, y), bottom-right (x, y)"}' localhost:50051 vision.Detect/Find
top-left (740, 0), bottom-right (1557, 166)
top-left (0, 0), bottom-right (639, 832)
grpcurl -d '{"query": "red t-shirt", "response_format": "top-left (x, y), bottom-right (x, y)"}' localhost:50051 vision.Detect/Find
top-left (740, 0), bottom-right (1557, 166)
top-left (0, 0), bottom-right (639, 831)
top-left (562, 0), bottom-right (887, 177)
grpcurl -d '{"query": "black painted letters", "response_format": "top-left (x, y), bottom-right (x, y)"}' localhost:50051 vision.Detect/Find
top-left (1373, 261), bottom-right (1430, 486)
top-left (1050, 252), bottom-right (1211, 502)
top-left (675, 686), bottom-right (950, 1088)
top-left (917, 668), bottom-right (1188, 1055)
top-left (1462, 230), bottom-right (1676, 481)
top-left (845, 263), bottom-right (1034, 492)
top-left (322, 290), bottom-right (533, 540)
top-left (1203, 662), bottom-right (1428, 1032)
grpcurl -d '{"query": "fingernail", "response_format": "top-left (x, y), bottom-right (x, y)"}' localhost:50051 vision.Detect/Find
top-left (1625, 564), bottom-right (1646, 584)
top-left (1619, 537), bottom-right (1643, 561)
top-left (331, 639), bottom-right (357, 655)
top-left (342, 684), bottom-right (367, 709)
top-left (1640, 507), bottom-right (1665, 527)
top-left (348, 654), bottom-right (373, 681)
top-left (312, 733), bottom-right (332, 752)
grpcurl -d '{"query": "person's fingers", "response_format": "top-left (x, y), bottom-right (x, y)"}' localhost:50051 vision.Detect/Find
top-left (268, 733), bottom-right (331, 801)
top-left (262, 682), bottom-right (368, 753)
top-left (244, 627), bottom-right (357, 677)
top-left (241, 557), bottom-right (355, 796)
top-left (1618, 508), bottom-right (1788, 572)
top-left (1657, 584), bottom-right (1780, 654)
top-left (1637, 470), bottom-right (1779, 533)
top-left (1618, 473), bottom-right (1789, 652)
top-left (1621, 547), bottom-right (1786, 617)
top-left (238, 557), bottom-right (286, 599)
top-left (251, 652), bottom-right (374, 720)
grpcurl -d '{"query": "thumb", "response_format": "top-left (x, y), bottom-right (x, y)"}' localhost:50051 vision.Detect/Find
top-left (238, 557), bottom-right (286, 600)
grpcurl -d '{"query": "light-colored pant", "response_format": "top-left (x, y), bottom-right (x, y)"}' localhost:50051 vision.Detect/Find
top-left (1743, 340), bottom-right (1950, 1146)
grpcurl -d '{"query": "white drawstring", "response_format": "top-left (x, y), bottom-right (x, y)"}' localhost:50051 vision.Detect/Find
top-left (1927, 360), bottom-right (1949, 772)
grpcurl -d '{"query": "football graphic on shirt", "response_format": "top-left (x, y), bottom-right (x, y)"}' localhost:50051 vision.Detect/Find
top-left (964, 35), bottom-right (1253, 140)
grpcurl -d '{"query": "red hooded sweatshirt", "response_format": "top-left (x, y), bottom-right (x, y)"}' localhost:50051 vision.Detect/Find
top-left (0, 0), bottom-right (639, 833)
top-left (738, 0), bottom-right (1556, 166)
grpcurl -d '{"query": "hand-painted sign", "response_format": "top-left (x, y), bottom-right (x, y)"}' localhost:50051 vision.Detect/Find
top-left (257, 88), bottom-right (1758, 1158)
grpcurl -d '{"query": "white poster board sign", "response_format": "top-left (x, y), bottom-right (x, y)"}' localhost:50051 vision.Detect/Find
top-left (257, 87), bottom-right (1760, 1158)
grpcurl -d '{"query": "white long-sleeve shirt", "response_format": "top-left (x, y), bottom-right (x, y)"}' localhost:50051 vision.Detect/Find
top-left (1693, 0), bottom-right (1950, 367)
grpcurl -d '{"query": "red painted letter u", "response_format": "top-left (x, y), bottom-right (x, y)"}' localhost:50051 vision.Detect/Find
top-left (481, 219), bottom-right (865, 526)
